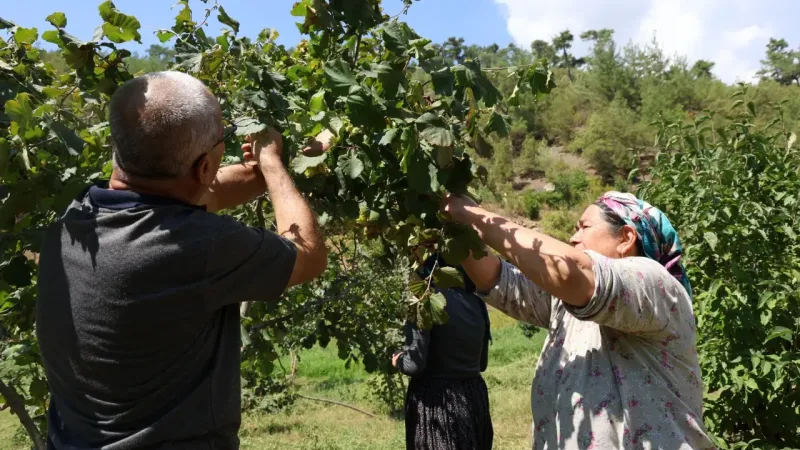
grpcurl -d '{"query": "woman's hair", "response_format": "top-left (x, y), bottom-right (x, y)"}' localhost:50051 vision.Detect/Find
top-left (594, 201), bottom-right (626, 234)
top-left (594, 201), bottom-right (642, 256)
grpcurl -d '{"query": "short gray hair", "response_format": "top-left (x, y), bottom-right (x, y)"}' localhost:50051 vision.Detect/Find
top-left (109, 71), bottom-right (223, 178)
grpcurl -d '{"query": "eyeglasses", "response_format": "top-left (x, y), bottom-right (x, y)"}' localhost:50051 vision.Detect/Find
top-left (191, 121), bottom-right (238, 171)
top-left (213, 121), bottom-right (239, 150)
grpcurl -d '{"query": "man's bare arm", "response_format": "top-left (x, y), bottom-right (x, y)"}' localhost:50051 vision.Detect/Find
top-left (250, 130), bottom-right (328, 286)
top-left (201, 162), bottom-right (265, 213)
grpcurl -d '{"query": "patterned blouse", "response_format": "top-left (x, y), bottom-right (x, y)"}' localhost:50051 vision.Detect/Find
top-left (481, 251), bottom-right (716, 449)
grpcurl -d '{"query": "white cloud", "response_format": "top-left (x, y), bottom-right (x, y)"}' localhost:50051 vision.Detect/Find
top-left (492, 0), bottom-right (783, 84)
top-left (723, 25), bottom-right (770, 49)
top-left (636, 0), bottom-right (708, 60)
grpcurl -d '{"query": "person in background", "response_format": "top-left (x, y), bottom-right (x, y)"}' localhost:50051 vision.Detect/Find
top-left (36, 71), bottom-right (329, 450)
top-left (439, 192), bottom-right (715, 449)
top-left (393, 254), bottom-right (493, 450)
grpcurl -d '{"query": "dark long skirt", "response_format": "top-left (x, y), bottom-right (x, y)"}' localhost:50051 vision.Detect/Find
top-left (404, 376), bottom-right (493, 450)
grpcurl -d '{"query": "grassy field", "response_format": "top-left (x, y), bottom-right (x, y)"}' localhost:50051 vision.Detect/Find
top-left (0, 310), bottom-right (545, 450)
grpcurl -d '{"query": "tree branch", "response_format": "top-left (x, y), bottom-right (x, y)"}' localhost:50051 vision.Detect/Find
top-left (296, 394), bottom-right (375, 418)
top-left (0, 379), bottom-right (45, 450)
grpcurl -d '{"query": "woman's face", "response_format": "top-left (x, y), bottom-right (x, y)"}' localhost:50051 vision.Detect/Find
top-left (569, 204), bottom-right (638, 259)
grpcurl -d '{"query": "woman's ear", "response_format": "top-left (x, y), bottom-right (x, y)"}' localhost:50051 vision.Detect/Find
top-left (618, 224), bottom-right (639, 257)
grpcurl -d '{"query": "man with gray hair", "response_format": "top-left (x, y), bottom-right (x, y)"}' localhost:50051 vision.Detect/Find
top-left (35, 71), bottom-right (329, 449)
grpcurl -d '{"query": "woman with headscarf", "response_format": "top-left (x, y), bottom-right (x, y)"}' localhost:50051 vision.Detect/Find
top-left (440, 192), bottom-right (715, 449)
top-left (392, 254), bottom-right (493, 450)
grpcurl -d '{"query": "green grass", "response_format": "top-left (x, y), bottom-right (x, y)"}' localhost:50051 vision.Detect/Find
top-left (0, 309), bottom-right (546, 450)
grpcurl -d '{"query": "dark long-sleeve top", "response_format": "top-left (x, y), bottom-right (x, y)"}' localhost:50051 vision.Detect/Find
top-left (396, 288), bottom-right (490, 378)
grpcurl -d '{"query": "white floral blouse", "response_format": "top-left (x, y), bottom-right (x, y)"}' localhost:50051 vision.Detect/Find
top-left (481, 251), bottom-right (716, 449)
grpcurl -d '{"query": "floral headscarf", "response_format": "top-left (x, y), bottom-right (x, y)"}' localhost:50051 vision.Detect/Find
top-left (597, 192), bottom-right (692, 296)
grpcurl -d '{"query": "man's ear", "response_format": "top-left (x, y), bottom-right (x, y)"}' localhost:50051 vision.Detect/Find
top-left (194, 153), bottom-right (218, 187)
top-left (618, 224), bottom-right (639, 257)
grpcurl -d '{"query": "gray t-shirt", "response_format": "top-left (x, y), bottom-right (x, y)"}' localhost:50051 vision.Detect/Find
top-left (36, 184), bottom-right (297, 449)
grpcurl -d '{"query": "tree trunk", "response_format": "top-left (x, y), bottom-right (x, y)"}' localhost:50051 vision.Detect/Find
top-left (563, 49), bottom-right (573, 81)
top-left (0, 379), bottom-right (45, 450)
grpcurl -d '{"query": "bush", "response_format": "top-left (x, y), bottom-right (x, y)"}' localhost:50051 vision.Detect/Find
top-left (520, 192), bottom-right (541, 220)
top-left (641, 89), bottom-right (800, 448)
top-left (544, 163), bottom-right (589, 208)
top-left (539, 208), bottom-right (580, 243)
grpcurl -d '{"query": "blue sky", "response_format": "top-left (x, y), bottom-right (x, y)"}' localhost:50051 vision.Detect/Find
top-left (4, 0), bottom-right (512, 50)
top-left (5, 0), bottom-right (799, 84)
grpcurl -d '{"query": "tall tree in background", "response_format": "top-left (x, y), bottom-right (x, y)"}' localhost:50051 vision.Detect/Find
top-left (442, 36), bottom-right (466, 64)
top-left (691, 59), bottom-right (716, 79)
top-left (531, 39), bottom-right (556, 63)
top-left (580, 29), bottom-right (625, 102)
top-left (552, 30), bottom-right (583, 81)
top-left (759, 38), bottom-right (800, 86)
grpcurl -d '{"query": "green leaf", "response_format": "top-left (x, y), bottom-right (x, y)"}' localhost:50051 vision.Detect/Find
top-left (98, 1), bottom-right (142, 43)
top-left (782, 224), bottom-right (797, 239)
top-left (46, 12), bottom-right (67, 29)
top-left (310, 90), bottom-right (326, 114)
top-left (4, 93), bottom-right (34, 134)
top-left (527, 64), bottom-right (556, 95)
top-left (338, 152), bottom-right (364, 179)
top-left (45, 119), bottom-right (85, 156)
top-left (156, 30), bottom-right (174, 43)
top-left (0, 18), bottom-right (15, 29)
top-left (379, 128), bottom-right (399, 146)
top-left (433, 146), bottom-right (454, 168)
top-left (323, 59), bottom-right (358, 96)
top-left (472, 131), bottom-right (493, 158)
top-left (747, 101), bottom-right (756, 117)
top-left (433, 267), bottom-right (464, 289)
top-left (420, 126), bottom-right (454, 147)
top-left (217, 6), bottom-right (240, 33)
top-left (703, 231), bottom-right (719, 250)
top-left (409, 280), bottom-right (427, 298)
top-left (429, 292), bottom-right (449, 324)
top-left (407, 149), bottom-right (438, 194)
top-left (290, 1), bottom-right (308, 17)
top-left (764, 326), bottom-right (792, 344)
top-left (430, 68), bottom-right (455, 96)
top-left (381, 21), bottom-right (409, 56)
top-left (484, 109), bottom-right (510, 138)
top-left (744, 378), bottom-right (758, 390)
top-left (13, 27), bottom-right (38, 45)
top-left (291, 154), bottom-right (327, 174)
top-left (233, 117), bottom-right (267, 136)
top-left (41, 30), bottom-right (61, 45)
top-left (373, 62), bottom-right (406, 98)
top-left (345, 92), bottom-right (385, 130)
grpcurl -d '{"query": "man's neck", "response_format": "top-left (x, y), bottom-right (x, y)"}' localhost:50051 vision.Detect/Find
top-left (109, 169), bottom-right (204, 206)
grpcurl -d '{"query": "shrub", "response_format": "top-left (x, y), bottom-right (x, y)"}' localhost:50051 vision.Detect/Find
top-left (544, 163), bottom-right (589, 208)
top-left (520, 192), bottom-right (541, 220)
top-left (641, 89), bottom-right (800, 448)
top-left (539, 208), bottom-right (580, 243)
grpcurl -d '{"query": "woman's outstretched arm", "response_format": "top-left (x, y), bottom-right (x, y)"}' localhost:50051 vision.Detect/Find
top-left (443, 194), bottom-right (595, 307)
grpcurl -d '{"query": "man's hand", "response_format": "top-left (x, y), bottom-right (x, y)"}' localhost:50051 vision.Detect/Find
top-left (391, 351), bottom-right (404, 368)
top-left (244, 127), bottom-right (283, 166)
top-left (301, 129), bottom-right (335, 156)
